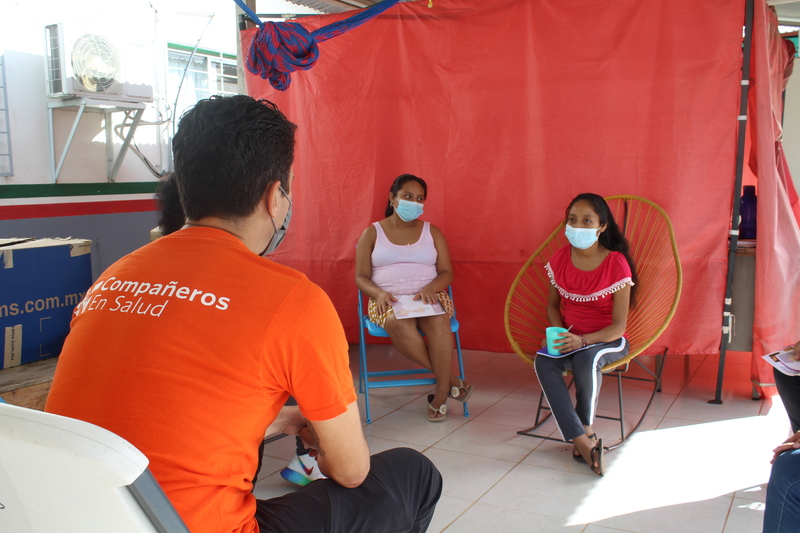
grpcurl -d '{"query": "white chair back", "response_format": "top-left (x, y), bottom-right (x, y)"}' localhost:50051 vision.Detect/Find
top-left (0, 402), bottom-right (189, 532)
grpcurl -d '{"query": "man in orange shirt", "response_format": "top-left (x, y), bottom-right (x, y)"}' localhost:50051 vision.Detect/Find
top-left (45, 95), bottom-right (442, 533)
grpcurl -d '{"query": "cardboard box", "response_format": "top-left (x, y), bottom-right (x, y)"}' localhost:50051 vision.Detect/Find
top-left (1, 238), bottom-right (92, 369)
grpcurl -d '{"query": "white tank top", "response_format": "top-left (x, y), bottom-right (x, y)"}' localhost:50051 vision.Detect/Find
top-left (371, 221), bottom-right (438, 295)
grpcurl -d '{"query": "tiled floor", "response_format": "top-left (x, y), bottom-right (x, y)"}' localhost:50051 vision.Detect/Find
top-left (253, 346), bottom-right (788, 532)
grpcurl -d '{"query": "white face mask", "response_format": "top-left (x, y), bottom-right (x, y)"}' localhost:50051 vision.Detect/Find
top-left (394, 198), bottom-right (424, 222)
top-left (565, 225), bottom-right (600, 249)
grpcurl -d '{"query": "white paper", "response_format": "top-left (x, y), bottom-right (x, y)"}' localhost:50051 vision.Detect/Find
top-left (390, 294), bottom-right (445, 319)
top-left (762, 347), bottom-right (800, 376)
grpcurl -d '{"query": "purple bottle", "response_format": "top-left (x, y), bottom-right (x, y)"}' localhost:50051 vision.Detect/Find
top-left (740, 185), bottom-right (757, 239)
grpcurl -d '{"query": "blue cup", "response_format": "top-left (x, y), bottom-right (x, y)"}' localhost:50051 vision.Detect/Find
top-left (546, 327), bottom-right (569, 355)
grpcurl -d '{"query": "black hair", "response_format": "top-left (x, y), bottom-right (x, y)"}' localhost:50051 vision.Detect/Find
top-left (566, 193), bottom-right (639, 307)
top-left (155, 174), bottom-right (185, 236)
top-left (172, 95), bottom-right (296, 221)
top-left (384, 174), bottom-right (428, 217)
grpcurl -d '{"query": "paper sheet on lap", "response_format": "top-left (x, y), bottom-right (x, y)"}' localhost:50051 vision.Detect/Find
top-left (391, 295), bottom-right (445, 319)
top-left (536, 344), bottom-right (602, 359)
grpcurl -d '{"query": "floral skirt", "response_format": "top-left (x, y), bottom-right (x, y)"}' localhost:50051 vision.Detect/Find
top-left (367, 291), bottom-right (454, 328)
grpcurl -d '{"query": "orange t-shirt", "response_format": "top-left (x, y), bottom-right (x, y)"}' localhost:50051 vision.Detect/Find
top-left (45, 227), bottom-right (356, 533)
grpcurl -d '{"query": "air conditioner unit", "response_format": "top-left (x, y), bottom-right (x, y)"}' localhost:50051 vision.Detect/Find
top-left (44, 23), bottom-right (154, 103)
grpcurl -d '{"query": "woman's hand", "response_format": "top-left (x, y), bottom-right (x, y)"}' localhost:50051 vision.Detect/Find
top-left (375, 291), bottom-right (397, 315)
top-left (557, 332), bottom-right (583, 354)
top-left (792, 340), bottom-right (800, 361)
top-left (413, 286), bottom-right (440, 305)
top-left (772, 430), bottom-right (800, 464)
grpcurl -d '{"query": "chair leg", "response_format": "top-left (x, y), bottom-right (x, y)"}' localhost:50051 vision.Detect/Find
top-left (517, 377), bottom-right (574, 442)
top-left (603, 348), bottom-right (669, 451)
top-left (358, 324), bottom-right (372, 424)
top-left (358, 323), bottom-right (366, 395)
top-left (655, 351), bottom-right (664, 393)
top-left (519, 351), bottom-right (668, 450)
top-left (617, 370), bottom-right (625, 443)
top-left (454, 330), bottom-right (469, 418)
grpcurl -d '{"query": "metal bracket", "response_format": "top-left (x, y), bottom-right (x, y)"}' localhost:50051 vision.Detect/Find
top-left (47, 97), bottom-right (146, 183)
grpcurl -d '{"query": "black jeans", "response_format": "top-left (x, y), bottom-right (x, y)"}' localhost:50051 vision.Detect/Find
top-left (774, 368), bottom-right (800, 433)
top-left (255, 448), bottom-right (442, 533)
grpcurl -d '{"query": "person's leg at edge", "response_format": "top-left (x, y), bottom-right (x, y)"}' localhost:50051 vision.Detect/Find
top-left (384, 316), bottom-right (431, 369)
top-left (534, 355), bottom-right (584, 439)
top-left (417, 313), bottom-right (456, 414)
top-left (535, 354), bottom-right (600, 472)
top-left (774, 369), bottom-right (800, 433)
top-left (384, 314), bottom-right (466, 417)
top-left (255, 448), bottom-right (443, 533)
top-left (571, 340), bottom-right (627, 466)
top-left (764, 448), bottom-right (800, 533)
top-left (572, 341), bottom-right (627, 428)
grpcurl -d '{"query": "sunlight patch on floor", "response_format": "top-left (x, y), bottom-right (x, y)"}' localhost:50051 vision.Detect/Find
top-left (565, 398), bottom-right (788, 526)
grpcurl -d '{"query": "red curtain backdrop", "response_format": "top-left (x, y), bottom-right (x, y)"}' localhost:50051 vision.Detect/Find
top-left (749, 3), bottom-right (800, 391)
top-left (242, 0), bottom-right (745, 354)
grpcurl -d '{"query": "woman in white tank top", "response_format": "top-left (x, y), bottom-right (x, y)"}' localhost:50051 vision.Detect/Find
top-left (355, 175), bottom-right (474, 422)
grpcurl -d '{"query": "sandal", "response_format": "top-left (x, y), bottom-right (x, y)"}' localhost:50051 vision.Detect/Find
top-left (449, 378), bottom-right (474, 403)
top-left (590, 438), bottom-right (605, 476)
top-left (427, 394), bottom-right (447, 422)
top-left (573, 433), bottom-right (597, 463)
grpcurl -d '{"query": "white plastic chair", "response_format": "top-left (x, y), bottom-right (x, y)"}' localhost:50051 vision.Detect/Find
top-left (0, 402), bottom-right (189, 532)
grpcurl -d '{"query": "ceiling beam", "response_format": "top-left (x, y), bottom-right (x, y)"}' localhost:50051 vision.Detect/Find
top-left (289, 0), bottom-right (378, 11)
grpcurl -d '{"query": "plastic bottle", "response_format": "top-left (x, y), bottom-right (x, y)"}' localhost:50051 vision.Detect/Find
top-left (740, 185), bottom-right (757, 239)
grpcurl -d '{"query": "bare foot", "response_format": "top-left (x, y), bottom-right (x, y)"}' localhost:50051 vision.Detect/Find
top-left (573, 433), bottom-right (597, 461)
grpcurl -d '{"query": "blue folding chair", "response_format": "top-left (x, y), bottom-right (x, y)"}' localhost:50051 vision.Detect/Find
top-left (357, 286), bottom-right (469, 424)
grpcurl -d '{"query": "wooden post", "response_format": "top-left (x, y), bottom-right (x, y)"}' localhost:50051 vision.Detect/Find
top-left (235, 0), bottom-right (258, 95)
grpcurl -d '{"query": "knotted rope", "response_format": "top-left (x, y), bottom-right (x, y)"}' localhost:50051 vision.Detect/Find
top-left (235, 0), bottom-right (402, 91)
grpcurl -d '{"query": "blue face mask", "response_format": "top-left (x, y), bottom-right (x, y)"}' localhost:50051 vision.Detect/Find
top-left (565, 224), bottom-right (600, 250)
top-left (261, 186), bottom-right (292, 256)
top-left (395, 198), bottom-right (424, 222)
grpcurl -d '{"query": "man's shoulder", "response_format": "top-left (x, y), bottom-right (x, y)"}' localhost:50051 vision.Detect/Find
top-left (95, 230), bottom-right (313, 299)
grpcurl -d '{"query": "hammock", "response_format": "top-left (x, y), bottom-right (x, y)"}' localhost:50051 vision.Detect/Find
top-left (235, 0), bottom-right (403, 91)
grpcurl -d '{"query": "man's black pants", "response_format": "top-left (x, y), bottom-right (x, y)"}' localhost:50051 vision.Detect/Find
top-left (255, 447), bottom-right (442, 533)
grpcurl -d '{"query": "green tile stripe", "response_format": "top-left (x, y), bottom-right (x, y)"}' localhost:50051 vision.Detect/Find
top-left (168, 42), bottom-right (236, 61)
top-left (0, 182), bottom-right (158, 199)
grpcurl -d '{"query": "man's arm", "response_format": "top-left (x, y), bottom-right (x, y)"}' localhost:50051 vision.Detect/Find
top-left (264, 405), bottom-right (306, 438)
top-left (302, 401), bottom-right (370, 488)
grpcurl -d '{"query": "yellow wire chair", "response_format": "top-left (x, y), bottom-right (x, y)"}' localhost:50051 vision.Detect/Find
top-left (504, 195), bottom-right (682, 449)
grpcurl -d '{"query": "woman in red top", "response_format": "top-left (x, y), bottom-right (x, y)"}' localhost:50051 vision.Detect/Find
top-left (534, 193), bottom-right (638, 476)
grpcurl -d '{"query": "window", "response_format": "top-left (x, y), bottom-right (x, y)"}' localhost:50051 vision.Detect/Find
top-left (167, 44), bottom-right (238, 120)
top-left (0, 55), bottom-right (12, 177)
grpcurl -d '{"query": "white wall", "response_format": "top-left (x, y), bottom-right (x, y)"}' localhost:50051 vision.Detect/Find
top-left (0, 0), bottom-right (321, 186)
top-left (783, 65), bottom-right (800, 193)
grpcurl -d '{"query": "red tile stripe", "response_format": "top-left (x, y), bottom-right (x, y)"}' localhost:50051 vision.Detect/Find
top-left (0, 199), bottom-right (158, 221)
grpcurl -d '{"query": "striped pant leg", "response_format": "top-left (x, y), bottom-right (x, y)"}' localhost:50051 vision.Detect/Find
top-left (571, 338), bottom-right (628, 427)
top-left (534, 354), bottom-right (585, 442)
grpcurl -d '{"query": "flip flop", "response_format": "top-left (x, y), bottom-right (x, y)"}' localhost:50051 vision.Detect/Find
top-left (573, 433), bottom-right (597, 463)
top-left (449, 378), bottom-right (474, 403)
top-left (427, 394), bottom-right (447, 422)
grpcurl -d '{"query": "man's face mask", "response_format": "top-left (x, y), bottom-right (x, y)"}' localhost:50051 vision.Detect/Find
top-left (261, 185), bottom-right (292, 256)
